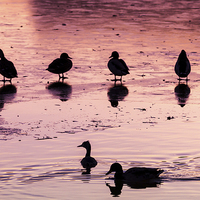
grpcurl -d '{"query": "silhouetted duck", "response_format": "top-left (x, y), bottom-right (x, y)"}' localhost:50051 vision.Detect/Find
top-left (175, 50), bottom-right (191, 81)
top-left (46, 53), bottom-right (72, 79)
top-left (77, 141), bottom-right (97, 174)
top-left (0, 49), bottom-right (18, 82)
top-left (108, 51), bottom-right (129, 82)
top-left (106, 163), bottom-right (163, 182)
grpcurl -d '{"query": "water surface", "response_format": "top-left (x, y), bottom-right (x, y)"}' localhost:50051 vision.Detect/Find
top-left (0, 0), bottom-right (200, 199)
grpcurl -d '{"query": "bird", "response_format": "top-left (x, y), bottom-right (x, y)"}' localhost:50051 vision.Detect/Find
top-left (0, 49), bottom-right (18, 82)
top-left (107, 51), bottom-right (129, 82)
top-left (106, 163), bottom-right (164, 182)
top-left (77, 141), bottom-right (97, 174)
top-left (46, 53), bottom-right (72, 79)
top-left (175, 50), bottom-right (191, 81)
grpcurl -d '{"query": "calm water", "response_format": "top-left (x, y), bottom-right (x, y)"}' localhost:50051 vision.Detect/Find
top-left (1, 0), bottom-right (200, 199)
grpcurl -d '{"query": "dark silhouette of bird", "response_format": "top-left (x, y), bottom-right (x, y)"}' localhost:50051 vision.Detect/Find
top-left (175, 50), bottom-right (191, 81)
top-left (107, 51), bottom-right (129, 82)
top-left (46, 53), bottom-right (72, 79)
top-left (77, 141), bottom-right (97, 174)
top-left (0, 49), bottom-right (18, 82)
top-left (106, 163), bottom-right (163, 182)
top-left (174, 83), bottom-right (190, 107)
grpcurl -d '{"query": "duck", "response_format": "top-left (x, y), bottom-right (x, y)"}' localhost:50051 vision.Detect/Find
top-left (0, 49), bottom-right (18, 82)
top-left (46, 53), bottom-right (72, 79)
top-left (175, 50), bottom-right (191, 81)
top-left (107, 51), bottom-right (129, 82)
top-left (106, 163), bottom-right (164, 182)
top-left (77, 141), bottom-right (97, 174)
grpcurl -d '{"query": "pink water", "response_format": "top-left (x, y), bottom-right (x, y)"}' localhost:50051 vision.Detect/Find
top-left (0, 0), bottom-right (200, 199)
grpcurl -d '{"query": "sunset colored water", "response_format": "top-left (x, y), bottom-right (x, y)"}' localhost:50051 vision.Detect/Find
top-left (1, 0), bottom-right (200, 199)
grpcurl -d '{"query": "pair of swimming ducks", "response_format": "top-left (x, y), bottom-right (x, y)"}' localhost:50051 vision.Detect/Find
top-left (78, 141), bottom-right (164, 182)
top-left (0, 49), bottom-right (191, 82)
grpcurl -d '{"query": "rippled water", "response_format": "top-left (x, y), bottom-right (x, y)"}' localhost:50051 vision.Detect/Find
top-left (1, 0), bottom-right (200, 199)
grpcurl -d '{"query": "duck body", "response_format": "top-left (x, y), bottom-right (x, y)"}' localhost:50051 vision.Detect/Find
top-left (78, 141), bottom-right (97, 174)
top-left (0, 49), bottom-right (17, 82)
top-left (80, 156), bottom-right (97, 169)
top-left (108, 51), bottom-right (129, 81)
top-left (106, 163), bottom-right (163, 182)
top-left (47, 53), bottom-right (72, 79)
top-left (175, 50), bottom-right (191, 79)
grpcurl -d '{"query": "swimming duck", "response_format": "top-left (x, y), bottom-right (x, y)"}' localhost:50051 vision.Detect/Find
top-left (175, 50), bottom-right (191, 81)
top-left (0, 49), bottom-right (18, 82)
top-left (107, 51), bottom-right (129, 82)
top-left (77, 141), bottom-right (97, 174)
top-left (106, 163), bottom-right (163, 182)
top-left (46, 53), bottom-right (72, 79)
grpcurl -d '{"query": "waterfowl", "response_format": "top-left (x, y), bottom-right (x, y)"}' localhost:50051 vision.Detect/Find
top-left (46, 53), bottom-right (72, 79)
top-left (0, 49), bottom-right (18, 82)
top-left (108, 51), bottom-right (129, 82)
top-left (175, 50), bottom-right (191, 81)
top-left (106, 163), bottom-right (163, 182)
top-left (77, 141), bottom-right (97, 174)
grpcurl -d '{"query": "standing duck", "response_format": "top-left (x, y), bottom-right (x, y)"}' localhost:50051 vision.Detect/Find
top-left (106, 163), bottom-right (163, 182)
top-left (107, 51), bottom-right (129, 82)
top-left (77, 141), bottom-right (98, 174)
top-left (0, 49), bottom-right (18, 82)
top-left (175, 50), bottom-right (191, 81)
top-left (46, 53), bottom-right (72, 79)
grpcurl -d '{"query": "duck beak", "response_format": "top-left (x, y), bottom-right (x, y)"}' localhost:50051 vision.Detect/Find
top-left (106, 170), bottom-right (112, 175)
top-left (77, 144), bottom-right (83, 147)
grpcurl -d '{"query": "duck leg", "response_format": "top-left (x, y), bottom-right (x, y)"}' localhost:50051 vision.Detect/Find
top-left (59, 73), bottom-right (64, 80)
top-left (1, 76), bottom-right (6, 83)
top-left (82, 168), bottom-right (91, 174)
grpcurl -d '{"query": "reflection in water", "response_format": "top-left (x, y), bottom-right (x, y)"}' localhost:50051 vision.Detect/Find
top-left (0, 84), bottom-right (17, 111)
top-left (107, 84), bottom-right (129, 107)
top-left (106, 178), bottom-right (161, 197)
top-left (46, 81), bottom-right (72, 101)
top-left (106, 180), bottom-right (123, 197)
top-left (174, 83), bottom-right (190, 107)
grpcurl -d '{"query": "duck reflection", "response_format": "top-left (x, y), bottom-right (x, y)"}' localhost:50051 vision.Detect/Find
top-left (174, 83), bottom-right (190, 107)
top-left (46, 81), bottom-right (72, 101)
top-left (107, 84), bottom-right (129, 107)
top-left (0, 84), bottom-right (17, 111)
top-left (106, 178), bottom-right (161, 197)
top-left (106, 178), bottom-right (162, 197)
top-left (106, 180), bottom-right (123, 197)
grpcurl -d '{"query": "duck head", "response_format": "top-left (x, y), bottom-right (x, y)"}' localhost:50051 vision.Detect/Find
top-left (77, 140), bottom-right (90, 149)
top-left (60, 53), bottom-right (72, 60)
top-left (109, 51), bottom-right (119, 59)
top-left (179, 50), bottom-right (187, 59)
top-left (77, 141), bottom-right (91, 157)
top-left (106, 163), bottom-right (123, 175)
